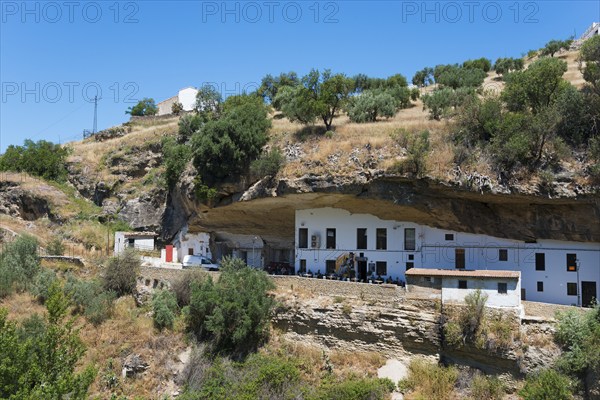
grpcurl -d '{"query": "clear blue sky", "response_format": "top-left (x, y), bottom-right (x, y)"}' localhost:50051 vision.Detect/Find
top-left (1, 1), bottom-right (598, 151)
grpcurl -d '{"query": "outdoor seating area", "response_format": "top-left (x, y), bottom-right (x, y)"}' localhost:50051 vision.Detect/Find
top-left (296, 269), bottom-right (405, 286)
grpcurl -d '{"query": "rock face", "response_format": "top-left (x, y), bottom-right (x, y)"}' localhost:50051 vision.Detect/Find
top-left (0, 181), bottom-right (59, 221)
top-left (118, 188), bottom-right (167, 232)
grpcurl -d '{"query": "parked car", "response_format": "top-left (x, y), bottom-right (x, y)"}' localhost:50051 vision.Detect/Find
top-left (182, 255), bottom-right (219, 271)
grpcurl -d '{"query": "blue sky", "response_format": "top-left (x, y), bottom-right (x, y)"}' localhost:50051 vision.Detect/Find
top-left (1, 0), bottom-right (598, 151)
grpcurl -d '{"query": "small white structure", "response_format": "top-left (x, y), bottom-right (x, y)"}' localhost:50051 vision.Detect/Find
top-left (172, 225), bottom-right (212, 262)
top-left (114, 231), bottom-right (156, 254)
top-left (157, 87), bottom-right (198, 116)
top-left (405, 268), bottom-right (521, 310)
top-left (214, 232), bottom-right (264, 268)
top-left (581, 22), bottom-right (600, 41)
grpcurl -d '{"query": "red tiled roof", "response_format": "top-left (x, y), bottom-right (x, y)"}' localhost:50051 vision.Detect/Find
top-left (405, 268), bottom-right (520, 279)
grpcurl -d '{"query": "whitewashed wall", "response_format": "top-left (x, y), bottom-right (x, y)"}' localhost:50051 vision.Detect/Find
top-left (114, 232), bottom-right (154, 254)
top-left (295, 208), bottom-right (600, 305)
top-left (173, 227), bottom-right (212, 262)
top-left (441, 278), bottom-right (521, 308)
top-left (178, 87), bottom-right (198, 111)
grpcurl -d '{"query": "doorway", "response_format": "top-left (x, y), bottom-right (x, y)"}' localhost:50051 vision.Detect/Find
top-left (358, 260), bottom-right (367, 281)
top-left (582, 281), bottom-right (597, 307)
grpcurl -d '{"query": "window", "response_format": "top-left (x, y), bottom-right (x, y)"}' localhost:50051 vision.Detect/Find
top-left (537, 281), bottom-right (544, 292)
top-left (566, 253), bottom-right (577, 272)
top-left (404, 228), bottom-right (416, 251)
top-left (298, 228), bottom-right (308, 249)
top-left (499, 249), bottom-right (508, 262)
top-left (376, 228), bottom-right (387, 250)
top-left (498, 282), bottom-right (507, 294)
top-left (406, 262), bottom-right (414, 270)
top-left (325, 260), bottom-right (336, 274)
top-left (445, 233), bottom-right (454, 241)
top-left (535, 253), bottom-right (545, 271)
top-left (408, 254), bottom-right (414, 260)
top-left (567, 282), bottom-right (577, 296)
top-left (299, 259), bottom-right (306, 273)
top-left (455, 249), bottom-right (465, 269)
top-left (458, 280), bottom-right (467, 289)
top-left (356, 228), bottom-right (367, 249)
top-left (188, 248), bottom-right (194, 255)
top-left (376, 261), bottom-right (387, 276)
top-left (326, 229), bottom-right (336, 249)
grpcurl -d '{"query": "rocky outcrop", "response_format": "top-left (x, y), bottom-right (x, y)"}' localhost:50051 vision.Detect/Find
top-left (118, 188), bottom-right (167, 232)
top-left (0, 181), bottom-right (59, 221)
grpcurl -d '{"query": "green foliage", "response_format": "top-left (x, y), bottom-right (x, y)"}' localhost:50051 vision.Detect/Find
top-left (412, 67), bottom-right (434, 87)
top-left (0, 282), bottom-right (96, 399)
top-left (580, 35), bottom-right (600, 92)
top-left (30, 268), bottom-right (58, 304)
top-left (454, 95), bottom-right (502, 145)
top-left (194, 178), bottom-right (219, 203)
top-left (46, 237), bottom-right (65, 256)
top-left (555, 84), bottom-right (591, 145)
top-left (463, 57), bottom-right (492, 72)
top-left (0, 235), bottom-right (40, 298)
top-left (443, 289), bottom-right (489, 348)
top-left (250, 148), bottom-right (285, 178)
top-left (178, 113), bottom-right (204, 143)
top-left (276, 69), bottom-right (355, 131)
top-left (103, 249), bottom-right (140, 297)
top-left (195, 85), bottom-right (223, 120)
top-left (126, 98), bottom-right (158, 116)
top-left (391, 129), bottom-right (430, 177)
top-left (502, 57), bottom-right (568, 113)
top-left (519, 369), bottom-right (573, 400)
top-left (186, 256), bottom-right (275, 356)
top-left (422, 88), bottom-right (455, 120)
top-left (554, 306), bottom-right (600, 379)
top-left (313, 377), bottom-right (395, 400)
top-left (66, 275), bottom-right (115, 325)
top-left (347, 89), bottom-right (397, 123)
top-left (172, 269), bottom-right (208, 307)
top-left (172, 101), bottom-right (184, 115)
top-left (401, 358), bottom-right (458, 400)
top-left (161, 136), bottom-right (192, 188)
top-left (541, 38), bottom-right (573, 57)
top-left (0, 139), bottom-right (71, 181)
top-left (191, 98), bottom-right (270, 185)
top-left (435, 64), bottom-right (487, 89)
top-left (470, 373), bottom-right (504, 400)
top-left (494, 57), bottom-right (525, 76)
top-left (258, 71), bottom-right (299, 109)
top-left (152, 289), bottom-right (178, 330)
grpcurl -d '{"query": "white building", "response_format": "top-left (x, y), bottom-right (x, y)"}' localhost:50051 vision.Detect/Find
top-left (580, 22), bottom-right (600, 41)
top-left (157, 87), bottom-right (198, 116)
top-left (405, 268), bottom-right (521, 311)
top-left (172, 225), bottom-right (212, 262)
top-left (114, 231), bottom-right (156, 254)
top-left (294, 208), bottom-right (600, 306)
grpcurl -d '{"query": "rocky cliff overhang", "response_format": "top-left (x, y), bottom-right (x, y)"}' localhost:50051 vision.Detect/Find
top-left (178, 174), bottom-right (600, 247)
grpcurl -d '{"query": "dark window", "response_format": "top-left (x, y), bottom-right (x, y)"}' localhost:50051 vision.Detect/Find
top-left (298, 228), bottom-right (308, 248)
top-left (376, 261), bottom-right (387, 276)
top-left (188, 248), bottom-right (194, 255)
top-left (445, 233), bottom-right (454, 241)
top-left (299, 259), bottom-right (306, 273)
top-left (499, 249), bottom-right (508, 261)
top-left (535, 253), bottom-right (545, 271)
top-left (325, 260), bottom-right (336, 274)
top-left (567, 282), bottom-right (577, 296)
top-left (376, 228), bottom-right (387, 250)
top-left (406, 262), bottom-right (414, 270)
top-left (537, 281), bottom-right (544, 292)
top-left (408, 254), bottom-right (414, 260)
top-left (498, 282), bottom-right (508, 294)
top-left (455, 249), bottom-right (466, 269)
top-left (566, 253), bottom-right (577, 272)
top-left (458, 280), bottom-right (467, 289)
top-left (357, 228), bottom-right (367, 250)
top-left (326, 229), bottom-right (336, 249)
top-left (404, 228), bottom-right (416, 251)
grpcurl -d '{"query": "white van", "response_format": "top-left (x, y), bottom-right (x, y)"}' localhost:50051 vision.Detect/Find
top-left (182, 255), bottom-right (219, 271)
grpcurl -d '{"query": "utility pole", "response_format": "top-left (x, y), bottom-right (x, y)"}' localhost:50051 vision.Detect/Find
top-left (93, 95), bottom-right (98, 134)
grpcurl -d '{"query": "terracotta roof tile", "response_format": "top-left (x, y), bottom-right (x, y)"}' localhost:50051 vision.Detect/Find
top-left (405, 268), bottom-right (520, 279)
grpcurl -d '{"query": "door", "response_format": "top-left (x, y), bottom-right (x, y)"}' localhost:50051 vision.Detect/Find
top-left (358, 261), bottom-right (367, 281)
top-left (582, 281), bottom-right (597, 307)
top-left (188, 248), bottom-right (194, 256)
top-left (521, 288), bottom-right (526, 301)
top-left (455, 249), bottom-right (465, 269)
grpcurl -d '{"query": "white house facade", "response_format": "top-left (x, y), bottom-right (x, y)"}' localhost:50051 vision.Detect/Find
top-left (114, 231), bottom-right (156, 254)
top-left (172, 225), bottom-right (212, 262)
top-left (294, 208), bottom-right (600, 306)
top-left (157, 87), bottom-right (198, 116)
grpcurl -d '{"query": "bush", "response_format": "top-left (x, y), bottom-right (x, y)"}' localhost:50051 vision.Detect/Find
top-left (519, 369), bottom-right (573, 400)
top-left (422, 88), bottom-right (454, 120)
top-left (391, 129), bottom-right (430, 177)
top-left (152, 289), bottom-right (178, 330)
top-left (46, 237), bottom-right (65, 256)
top-left (402, 358), bottom-right (458, 400)
top-left (103, 249), bottom-right (140, 297)
top-left (0, 139), bottom-right (71, 182)
top-left (187, 256), bottom-right (275, 356)
top-left (347, 89), bottom-right (397, 123)
top-left (178, 113), bottom-right (203, 143)
top-left (470, 373), bottom-right (504, 400)
top-left (172, 101), bottom-right (184, 115)
top-left (30, 268), bottom-right (58, 304)
top-left (125, 98), bottom-right (157, 116)
top-left (314, 377), bottom-right (395, 400)
top-left (161, 136), bottom-right (192, 188)
top-left (0, 235), bottom-right (40, 297)
top-left (172, 269), bottom-right (208, 307)
top-left (65, 275), bottom-right (115, 325)
top-left (250, 148), bottom-right (285, 178)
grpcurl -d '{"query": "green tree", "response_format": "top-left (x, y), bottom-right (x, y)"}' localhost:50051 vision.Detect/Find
top-left (250, 148), bottom-right (285, 178)
top-left (126, 98), bottom-right (158, 116)
top-left (195, 85), bottom-right (222, 120)
top-left (435, 65), bottom-right (487, 89)
top-left (103, 249), bottom-right (140, 297)
top-left (161, 136), bottom-right (192, 188)
top-left (422, 88), bottom-right (456, 120)
top-left (519, 369), bottom-right (573, 400)
top-left (0, 235), bottom-right (40, 298)
top-left (580, 35), bottom-right (600, 93)
top-left (502, 57), bottom-right (568, 113)
top-left (171, 101), bottom-right (184, 115)
top-left (347, 89), bottom-right (397, 123)
top-left (258, 72), bottom-right (299, 109)
top-left (541, 38), bottom-right (573, 57)
top-left (494, 57), bottom-right (525, 76)
top-left (0, 139), bottom-right (71, 182)
top-left (187, 257), bottom-right (275, 356)
top-left (152, 289), bottom-right (178, 330)
top-left (276, 69), bottom-right (355, 131)
top-left (191, 98), bottom-right (271, 185)
top-left (178, 113), bottom-right (204, 143)
top-left (0, 282), bottom-right (96, 399)
top-left (463, 57), bottom-right (492, 72)
top-left (412, 67), bottom-right (434, 87)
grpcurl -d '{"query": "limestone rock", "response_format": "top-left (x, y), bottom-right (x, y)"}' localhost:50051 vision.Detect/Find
top-left (122, 354), bottom-right (149, 379)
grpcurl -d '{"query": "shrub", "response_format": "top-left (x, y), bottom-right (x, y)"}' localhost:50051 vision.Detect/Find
top-left (470, 373), bottom-right (504, 400)
top-left (403, 358), bottom-right (458, 400)
top-left (422, 88), bottom-right (454, 120)
top-left (172, 269), bottom-right (208, 307)
top-left (0, 235), bottom-right (40, 297)
top-left (187, 256), bottom-right (275, 356)
top-left (178, 113), bottom-right (203, 143)
top-left (30, 268), bottom-right (58, 304)
top-left (314, 377), bottom-right (395, 400)
top-left (45, 237), bottom-right (65, 256)
top-left (152, 289), bottom-right (178, 330)
top-left (161, 136), bottom-right (192, 188)
top-left (0, 139), bottom-right (71, 182)
top-left (65, 275), bottom-right (115, 325)
top-left (103, 249), bottom-right (140, 297)
top-left (347, 89), bottom-right (397, 123)
top-left (519, 369), bottom-right (573, 400)
top-left (172, 101), bottom-right (184, 115)
top-left (391, 129), bottom-right (430, 177)
top-left (125, 98), bottom-right (157, 116)
top-left (463, 289), bottom-right (488, 340)
top-left (250, 148), bottom-right (285, 178)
